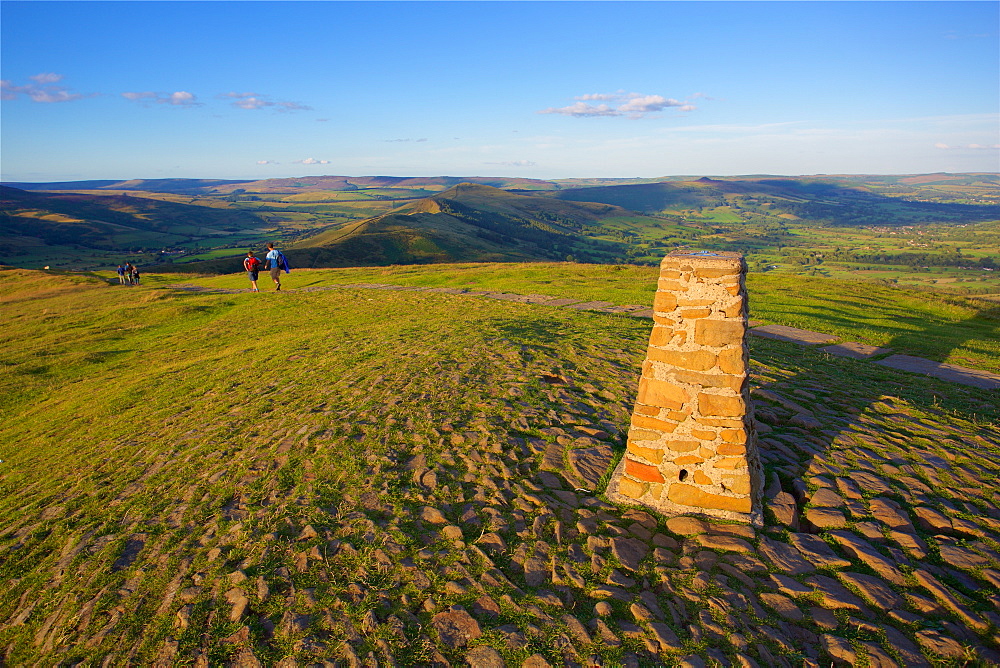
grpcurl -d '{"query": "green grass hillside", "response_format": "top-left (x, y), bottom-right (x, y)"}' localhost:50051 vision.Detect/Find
top-left (2, 266), bottom-right (999, 665)
top-left (185, 262), bottom-right (1000, 375)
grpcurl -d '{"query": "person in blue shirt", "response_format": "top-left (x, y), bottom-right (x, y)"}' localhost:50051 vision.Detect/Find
top-left (264, 242), bottom-right (285, 291)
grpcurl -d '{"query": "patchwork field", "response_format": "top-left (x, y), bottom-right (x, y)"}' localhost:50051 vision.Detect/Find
top-left (1, 266), bottom-right (999, 666)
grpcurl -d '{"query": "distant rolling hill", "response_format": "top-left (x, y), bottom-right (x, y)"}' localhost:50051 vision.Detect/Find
top-left (2, 175), bottom-right (564, 196)
top-left (2, 178), bottom-right (253, 194)
top-left (3, 173), bottom-right (997, 273)
top-left (176, 183), bottom-right (652, 272)
top-left (0, 186), bottom-right (266, 266)
top-left (549, 176), bottom-right (1000, 225)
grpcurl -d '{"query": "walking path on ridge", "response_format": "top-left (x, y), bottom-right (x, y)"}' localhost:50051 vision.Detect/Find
top-left (168, 282), bottom-right (1000, 391)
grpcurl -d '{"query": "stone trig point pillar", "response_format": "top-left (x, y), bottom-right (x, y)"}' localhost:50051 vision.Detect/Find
top-left (609, 250), bottom-right (763, 526)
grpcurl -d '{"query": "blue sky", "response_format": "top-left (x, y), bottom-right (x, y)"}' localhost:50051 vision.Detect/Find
top-left (2, 1), bottom-right (998, 181)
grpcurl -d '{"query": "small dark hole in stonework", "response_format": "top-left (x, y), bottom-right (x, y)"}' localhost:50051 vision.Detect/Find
top-left (678, 469), bottom-right (688, 482)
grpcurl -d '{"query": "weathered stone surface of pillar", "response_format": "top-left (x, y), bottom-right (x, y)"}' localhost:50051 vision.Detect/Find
top-left (608, 250), bottom-right (763, 525)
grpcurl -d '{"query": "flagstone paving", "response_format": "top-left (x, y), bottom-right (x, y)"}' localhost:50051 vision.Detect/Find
top-left (17, 281), bottom-right (992, 665)
top-left (875, 355), bottom-right (1000, 391)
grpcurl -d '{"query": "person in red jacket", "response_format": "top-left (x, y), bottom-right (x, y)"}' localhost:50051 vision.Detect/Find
top-left (243, 251), bottom-right (262, 292)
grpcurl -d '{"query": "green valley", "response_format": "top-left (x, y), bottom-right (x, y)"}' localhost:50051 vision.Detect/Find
top-left (2, 173), bottom-right (998, 297)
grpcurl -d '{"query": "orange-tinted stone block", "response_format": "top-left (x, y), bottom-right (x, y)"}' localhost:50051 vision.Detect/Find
top-left (667, 483), bottom-right (752, 513)
top-left (721, 473), bottom-right (752, 495)
top-left (648, 326), bottom-right (673, 347)
top-left (628, 428), bottom-right (662, 443)
top-left (698, 393), bottom-right (745, 417)
top-left (671, 369), bottom-right (744, 391)
top-left (619, 477), bottom-right (647, 500)
top-left (724, 299), bottom-right (745, 318)
top-left (664, 439), bottom-right (700, 453)
top-left (653, 291), bottom-right (678, 313)
top-left (712, 456), bottom-right (747, 470)
top-left (627, 442), bottom-right (665, 464)
top-left (718, 347), bottom-right (745, 375)
top-left (637, 377), bottom-right (689, 411)
top-left (694, 319), bottom-right (745, 347)
top-left (625, 457), bottom-right (665, 483)
top-left (646, 348), bottom-right (718, 371)
top-left (631, 414), bottom-right (679, 433)
top-left (720, 429), bottom-right (747, 444)
top-left (693, 471), bottom-right (713, 485)
top-left (698, 417), bottom-right (745, 428)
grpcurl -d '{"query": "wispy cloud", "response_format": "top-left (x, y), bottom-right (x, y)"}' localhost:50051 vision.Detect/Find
top-left (221, 92), bottom-right (311, 112)
top-left (539, 91), bottom-right (700, 119)
top-left (294, 158), bottom-right (329, 165)
top-left (385, 138), bottom-right (428, 143)
top-left (30, 72), bottom-right (64, 85)
top-left (1, 73), bottom-right (93, 103)
top-left (935, 142), bottom-right (1000, 150)
top-left (485, 160), bottom-right (537, 167)
top-left (122, 91), bottom-right (201, 107)
top-left (256, 160), bottom-right (280, 165)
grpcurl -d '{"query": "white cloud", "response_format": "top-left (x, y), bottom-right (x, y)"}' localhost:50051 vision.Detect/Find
top-left (2, 74), bottom-right (90, 103)
top-left (294, 158), bottom-right (330, 165)
top-left (222, 92), bottom-right (312, 112)
top-left (385, 138), bottom-right (429, 143)
top-left (576, 93), bottom-right (621, 101)
top-left (618, 94), bottom-right (686, 116)
top-left (540, 91), bottom-right (700, 119)
top-left (485, 160), bottom-right (537, 167)
top-left (122, 90), bottom-right (200, 107)
top-left (29, 73), bottom-right (63, 84)
top-left (256, 160), bottom-right (280, 165)
top-left (538, 101), bottom-right (621, 118)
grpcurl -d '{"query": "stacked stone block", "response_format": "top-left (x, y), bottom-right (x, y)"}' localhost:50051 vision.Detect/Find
top-left (609, 250), bottom-right (763, 525)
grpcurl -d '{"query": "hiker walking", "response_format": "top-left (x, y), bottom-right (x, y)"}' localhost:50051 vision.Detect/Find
top-left (124, 263), bottom-right (135, 285)
top-left (116, 264), bottom-right (127, 284)
top-left (264, 242), bottom-right (289, 291)
top-left (244, 251), bottom-right (262, 292)
top-left (130, 264), bottom-right (141, 285)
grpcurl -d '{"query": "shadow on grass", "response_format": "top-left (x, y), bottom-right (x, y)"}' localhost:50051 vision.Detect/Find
top-left (751, 312), bottom-right (1000, 537)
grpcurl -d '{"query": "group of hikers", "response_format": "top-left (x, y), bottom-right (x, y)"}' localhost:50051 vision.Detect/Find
top-left (243, 242), bottom-right (290, 292)
top-left (116, 263), bottom-right (141, 285)
top-left (114, 242), bottom-right (289, 291)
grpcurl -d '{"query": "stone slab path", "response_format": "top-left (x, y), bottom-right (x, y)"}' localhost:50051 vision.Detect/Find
top-left (750, 325), bottom-right (840, 346)
top-left (820, 342), bottom-right (894, 360)
top-left (170, 281), bottom-right (1000, 391)
top-left (876, 355), bottom-right (1000, 391)
top-left (9, 281), bottom-right (1000, 666)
